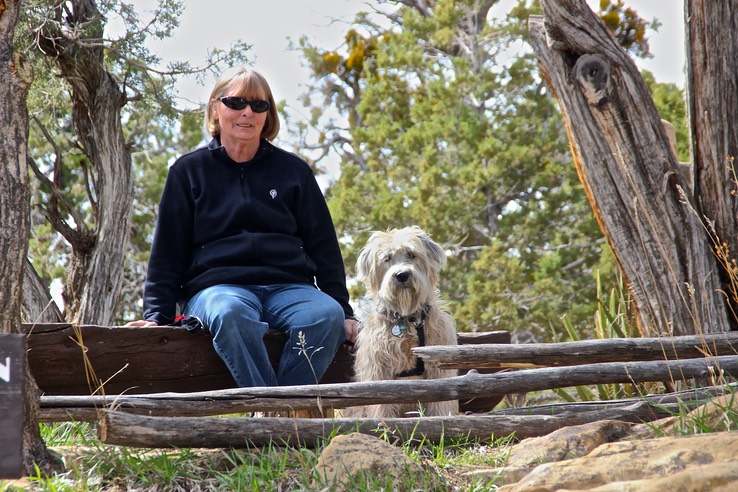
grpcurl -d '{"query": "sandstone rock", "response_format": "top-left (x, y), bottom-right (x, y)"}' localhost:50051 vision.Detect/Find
top-left (563, 462), bottom-right (738, 491)
top-left (313, 432), bottom-right (426, 491)
top-left (462, 420), bottom-right (633, 486)
top-left (506, 419), bottom-right (634, 465)
top-left (496, 431), bottom-right (738, 492)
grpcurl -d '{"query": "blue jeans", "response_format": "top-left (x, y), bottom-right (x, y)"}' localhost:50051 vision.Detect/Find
top-left (183, 284), bottom-right (346, 387)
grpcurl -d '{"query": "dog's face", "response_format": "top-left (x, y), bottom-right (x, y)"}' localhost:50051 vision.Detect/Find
top-left (357, 226), bottom-right (446, 316)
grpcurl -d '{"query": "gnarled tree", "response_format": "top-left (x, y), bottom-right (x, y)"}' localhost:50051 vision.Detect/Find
top-left (528, 0), bottom-right (736, 336)
top-left (30, 0), bottom-right (132, 326)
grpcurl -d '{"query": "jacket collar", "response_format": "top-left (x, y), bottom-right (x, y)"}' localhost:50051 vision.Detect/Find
top-left (208, 137), bottom-right (273, 165)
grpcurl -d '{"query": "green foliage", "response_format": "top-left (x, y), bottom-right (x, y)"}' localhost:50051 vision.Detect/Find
top-left (292, 0), bottom-right (683, 341)
top-left (641, 70), bottom-right (689, 161)
top-left (297, 0), bottom-right (661, 340)
top-left (552, 271), bottom-right (658, 402)
top-left (597, 0), bottom-right (661, 58)
top-left (651, 388), bottom-right (738, 437)
top-left (119, 108), bottom-right (206, 322)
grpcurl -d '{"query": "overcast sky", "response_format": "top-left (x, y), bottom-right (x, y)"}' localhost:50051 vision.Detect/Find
top-left (123, 0), bottom-right (685, 110)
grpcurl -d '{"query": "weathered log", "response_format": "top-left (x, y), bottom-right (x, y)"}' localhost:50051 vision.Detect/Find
top-left (49, 383), bottom-right (728, 427)
top-left (413, 333), bottom-right (738, 369)
top-left (95, 410), bottom-right (546, 448)
top-left (26, 323), bottom-right (509, 415)
top-left (98, 383), bottom-right (730, 448)
top-left (490, 384), bottom-right (736, 417)
top-left (41, 355), bottom-right (738, 421)
top-left (95, 401), bottom-right (655, 449)
top-left (528, 2), bottom-right (733, 336)
top-left (23, 323), bottom-right (350, 395)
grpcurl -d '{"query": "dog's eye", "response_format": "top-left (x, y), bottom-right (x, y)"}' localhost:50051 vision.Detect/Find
top-left (407, 252), bottom-right (416, 260)
top-left (383, 254), bottom-right (392, 262)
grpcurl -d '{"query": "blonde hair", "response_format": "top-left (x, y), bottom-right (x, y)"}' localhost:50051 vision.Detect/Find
top-left (205, 67), bottom-right (280, 141)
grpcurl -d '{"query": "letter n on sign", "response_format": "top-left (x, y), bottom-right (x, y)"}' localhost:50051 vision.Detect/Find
top-left (0, 334), bottom-right (25, 479)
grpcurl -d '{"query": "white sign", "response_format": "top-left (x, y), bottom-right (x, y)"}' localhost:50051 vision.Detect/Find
top-left (0, 357), bottom-right (9, 383)
top-left (0, 334), bottom-right (25, 479)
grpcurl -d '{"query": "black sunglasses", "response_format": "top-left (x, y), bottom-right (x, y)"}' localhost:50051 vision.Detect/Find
top-left (217, 96), bottom-right (270, 113)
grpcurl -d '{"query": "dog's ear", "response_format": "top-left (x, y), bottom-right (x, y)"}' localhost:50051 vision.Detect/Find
top-left (419, 231), bottom-right (447, 272)
top-left (356, 233), bottom-right (380, 284)
top-left (357, 231), bottom-right (387, 293)
top-left (356, 243), bottom-right (372, 281)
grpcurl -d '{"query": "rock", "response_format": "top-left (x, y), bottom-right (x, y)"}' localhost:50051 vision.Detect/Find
top-left (565, 462), bottom-right (738, 491)
top-left (496, 431), bottom-right (738, 492)
top-left (504, 419), bottom-right (634, 465)
top-left (462, 420), bottom-right (634, 487)
top-left (313, 432), bottom-right (426, 491)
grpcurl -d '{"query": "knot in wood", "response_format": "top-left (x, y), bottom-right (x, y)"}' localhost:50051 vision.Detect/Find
top-left (573, 54), bottom-right (610, 108)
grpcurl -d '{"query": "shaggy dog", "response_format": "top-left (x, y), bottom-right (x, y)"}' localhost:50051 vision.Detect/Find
top-left (346, 226), bottom-right (458, 418)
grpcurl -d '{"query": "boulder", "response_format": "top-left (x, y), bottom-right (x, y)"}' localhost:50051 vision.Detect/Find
top-left (313, 432), bottom-right (427, 491)
top-left (464, 420), bottom-right (634, 485)
top-left (496, 431), bottom-right (738, 492)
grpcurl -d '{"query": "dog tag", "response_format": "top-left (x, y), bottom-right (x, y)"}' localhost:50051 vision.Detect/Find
top-left (391, 324), bottom-right (407, 337)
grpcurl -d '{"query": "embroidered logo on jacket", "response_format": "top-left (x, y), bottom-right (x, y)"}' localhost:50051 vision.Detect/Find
top-left (269, 189), bottom-right (277, 199)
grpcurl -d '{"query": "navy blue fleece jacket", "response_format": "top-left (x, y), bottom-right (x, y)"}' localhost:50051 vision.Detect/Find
top-left (142, 137), bottom-right (353, 325)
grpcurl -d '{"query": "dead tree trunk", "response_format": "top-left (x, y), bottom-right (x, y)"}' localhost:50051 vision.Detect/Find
top-left (0, 0), bottom-right (62, 475)
top-left (22, 259), bottom-right (63, 323)
top-left (528, 0), bottom-right (734, 336)
top-left (33, 0), bottom-right (133, 326)
top-left (687, 0), bottom-right (738, 317)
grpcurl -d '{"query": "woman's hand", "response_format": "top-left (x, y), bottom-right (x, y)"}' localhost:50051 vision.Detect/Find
top-left (344, 318), bottom-right (361, 345)
top-left (124, 320), bottom-right (158, 327)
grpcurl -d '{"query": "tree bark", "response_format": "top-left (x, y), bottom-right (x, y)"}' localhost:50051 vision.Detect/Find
top-left (687, 0), bottom-right (738, 318)
top-left (35, 0), bottom-right (132, 326)
top-left (528, 0), bottom-right (734, 336)
top-left (0, 0), bottom-right (61, 475)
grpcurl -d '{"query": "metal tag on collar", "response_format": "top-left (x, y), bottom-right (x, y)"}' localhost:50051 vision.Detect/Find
top-left (391, 323), bottom-right (408, 337)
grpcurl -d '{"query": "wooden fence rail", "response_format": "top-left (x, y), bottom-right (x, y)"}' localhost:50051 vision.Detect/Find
top-left (41, 355), bottom-right (738, 422)
top-left (412, 332), bottom-right (738, 369)
top-left (31, 327), bottom-right (738, 448)
top-left (98, 383), bottom-right (735, 448)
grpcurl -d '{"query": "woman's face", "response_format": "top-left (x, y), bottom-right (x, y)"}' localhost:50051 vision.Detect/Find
top-left (213, 85), bottom-right (268, 145)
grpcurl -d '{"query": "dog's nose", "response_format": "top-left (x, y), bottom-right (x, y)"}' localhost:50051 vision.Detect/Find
top-left (394, 271), bottom-right (410, 283)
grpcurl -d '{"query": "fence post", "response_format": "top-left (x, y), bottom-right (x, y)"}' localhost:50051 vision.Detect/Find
top-left (0, 334), bottom-right (26, 479)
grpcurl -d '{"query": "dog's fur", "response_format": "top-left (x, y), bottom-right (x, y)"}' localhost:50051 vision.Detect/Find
top-left (346, 226), bottom-right (458, 418)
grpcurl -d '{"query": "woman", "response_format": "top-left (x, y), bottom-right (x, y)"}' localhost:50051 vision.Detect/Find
top-left (128, 67), bottom-right (359, 387)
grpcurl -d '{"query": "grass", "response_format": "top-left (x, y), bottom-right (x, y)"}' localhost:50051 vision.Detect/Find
top-left (1, 423), bottom-right (513, 491)
top-left (7, 386), bottom-right (734, 492)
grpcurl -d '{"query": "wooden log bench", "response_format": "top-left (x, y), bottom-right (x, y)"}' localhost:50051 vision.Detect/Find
top-left (22, 323), bottom-right (510, 414)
